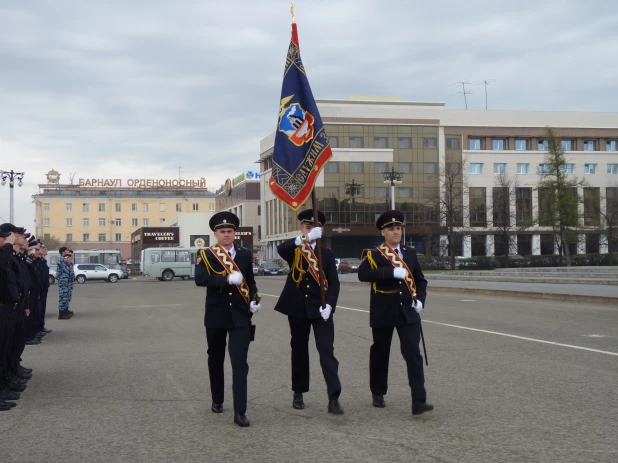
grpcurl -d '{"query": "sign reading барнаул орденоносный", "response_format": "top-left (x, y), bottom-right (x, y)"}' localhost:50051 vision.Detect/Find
top-left (76, 178), bottom-right (207, 188)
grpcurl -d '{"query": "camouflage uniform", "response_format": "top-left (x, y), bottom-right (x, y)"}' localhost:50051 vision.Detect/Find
top-left (56, 259), bottom-right (74, 311)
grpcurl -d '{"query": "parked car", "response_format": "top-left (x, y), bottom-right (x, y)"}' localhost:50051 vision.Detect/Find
top-left (339, 258), bottom-right (362, 274)
top-left (253, 264), bottom-right (264, 276)
top-left (74, 264), bottom-right (123, 284)
top-left (261, 262), bottom-right (286, 276)
top-left (48, 268), bottom-right (56, 285)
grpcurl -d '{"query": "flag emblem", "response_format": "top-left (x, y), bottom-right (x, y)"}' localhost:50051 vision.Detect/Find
top-left (278, 99), bottom-right (315, 146)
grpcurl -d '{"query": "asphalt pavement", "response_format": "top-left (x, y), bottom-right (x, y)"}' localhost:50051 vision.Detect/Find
top-left (1, 278), bottom-right (616, 463)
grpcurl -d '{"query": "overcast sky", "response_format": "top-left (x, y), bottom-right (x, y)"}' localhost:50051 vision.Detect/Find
top-left (1, 0), bottom-right (617, 232)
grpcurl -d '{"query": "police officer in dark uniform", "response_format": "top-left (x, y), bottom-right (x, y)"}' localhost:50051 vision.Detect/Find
top-left (194, 211), bottom-right (260, 427)
top-left (358, 210), bottom-right (434, 415)
top-left (274, 209), bottom-right (343, 414)
top-left (37, 243), bottom-right (52, 337)
top-left (25, 237), bottom-right (44, 346)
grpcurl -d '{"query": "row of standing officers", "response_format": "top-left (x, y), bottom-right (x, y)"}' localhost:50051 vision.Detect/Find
top-left (195, 208), bottom-right (433, 427)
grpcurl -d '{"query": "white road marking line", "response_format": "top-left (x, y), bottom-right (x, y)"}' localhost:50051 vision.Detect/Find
top-left (581, 334), bottom-right (606, 338)
top-left (261, 294), bottom-right (618, 356)
top-left (461, 300), bottom-right (476, 302)
top-left (118, 304), bottom-right (185, 308)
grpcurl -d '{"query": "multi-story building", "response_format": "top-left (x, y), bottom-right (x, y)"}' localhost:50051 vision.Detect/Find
top-left (33, 170), bottom-right (216, 257)
top-left (258, 96), bottom-right (618, 259)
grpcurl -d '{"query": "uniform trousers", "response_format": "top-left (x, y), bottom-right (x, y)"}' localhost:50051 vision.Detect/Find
top-left (370, 322), bottom-right (426, 403)
top-left (205, 326), bottom-right (251, 414)
top-left (39, 290), bottom-right (48, 331)
top-left (58, 283), bottom-right (73, 311)
top-left (288, 316), bottom-right (341, 399)
top-left (9, 302), bottom-right (27, 371)
top-left (0, 303), bottom-right (16, 377)
top-left (26, 292), bottom-right (41, 339)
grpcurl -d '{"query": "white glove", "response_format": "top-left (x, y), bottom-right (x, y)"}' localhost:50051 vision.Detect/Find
top-left (250, 301), bottom-right (261, 313)
top-left (307, 227), bottom-right (322, 242)
top-left (319, 304), bottom-right (332, 320)
top-left (227, 271), bottom-right (243, 285)
top-left (412, 299), bottom-right (423, 313)
top-left (393, 267), bottom-right (407, 280)
top-left (295, 236), bottom-right (303, 246)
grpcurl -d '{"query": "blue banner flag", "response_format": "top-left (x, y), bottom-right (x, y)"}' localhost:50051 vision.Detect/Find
top-left (268, 20), bottom-right (333, 210)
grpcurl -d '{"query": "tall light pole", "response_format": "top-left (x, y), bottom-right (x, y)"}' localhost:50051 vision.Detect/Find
top-left (1, 170), bottom-right (25, 223)
top-left (383, 166), bottom-right (403, 210)
top-left (344, 178), bottom-right (363, 224)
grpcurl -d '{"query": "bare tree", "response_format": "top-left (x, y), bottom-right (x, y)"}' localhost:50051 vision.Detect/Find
top-left (39, 235), bottom-right (69, 251)
top-left (595, 185), bottom-right (618, 264)
top-left (428, 153), bottom-right (469, 270)
top-left (536, 128), bottom-right (585, 267)
top-left (490, 174), bottom-right (532, 260)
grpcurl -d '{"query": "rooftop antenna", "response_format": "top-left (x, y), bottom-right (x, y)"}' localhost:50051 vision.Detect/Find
top-left (178, 166), bottom-right (183, 180)
top-left (476, 79), bottom-right (496, 110)
top-left (69, 173), bottom-right (76, 185)
top-left (453, 81), bottom-right (473, 109)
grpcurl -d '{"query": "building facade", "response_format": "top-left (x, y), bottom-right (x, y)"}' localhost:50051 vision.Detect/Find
top-left (259, 97), bottom-right (618, 260)
top-left (33, 172), bottom-right (216, 258)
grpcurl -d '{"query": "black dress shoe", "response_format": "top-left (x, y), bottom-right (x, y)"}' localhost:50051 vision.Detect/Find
top-left (18, 365), bottom-right (33, 374)
top-left (0, 389), bottom-right (20, 401)
top-left (328, 398), bottom-right (344, 415)
top-left (0, 400), bottom-right (12, 411)
top-left (292, 392), bottom-right (305, 410)
top-left (6, 382), bottom-right (26, 393)
top-left (15, 372), bottom-right (32, 380)
top-left (412, 402), bottom-right (434, 415)
top-left (37, 331), bottom-right (47, 337)
top-left (8, 374), bottom-right (27, 385)
top-left (58, 311), bottom-right (71, 320)
top-left (25, 338), bottom-right (41, 345)
top-left (42, 328), bottom-right (52, 334)
top-left (372, 394), bottom-right (385, 408)
top-left (211, 402), bottom-right (223, 413)
top-left (234, 413), bottom-right (250, 427)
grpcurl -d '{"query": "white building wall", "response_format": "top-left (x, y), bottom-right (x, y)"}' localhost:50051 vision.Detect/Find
top-left (171, 213), bottom-right (215, 247)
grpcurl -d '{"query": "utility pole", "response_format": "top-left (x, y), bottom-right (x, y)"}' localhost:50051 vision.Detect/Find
top-left (455, 82), bottom-right (473, 110)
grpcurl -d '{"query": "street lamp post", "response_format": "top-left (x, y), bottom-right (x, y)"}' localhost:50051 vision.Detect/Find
top-left (383, 166), bottom-right (403, 210)
top-left (1, 170), bottom-right (25, 223)
top-left (344, 178), bottom-right (364, 224)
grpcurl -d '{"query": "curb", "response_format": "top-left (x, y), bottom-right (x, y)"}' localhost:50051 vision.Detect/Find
top-left (338, 279), bottom-right (618, 306)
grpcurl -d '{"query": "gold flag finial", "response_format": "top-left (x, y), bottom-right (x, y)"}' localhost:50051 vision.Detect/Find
top-left (290, 2), bottom-right (295, 23)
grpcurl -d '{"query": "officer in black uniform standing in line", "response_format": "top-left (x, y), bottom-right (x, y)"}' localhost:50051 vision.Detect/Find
top-left (358, 210), bottom-right (434, 415)
top-left (194, 211), bottom-right (260, 427)
top-left (37, 243), bottom-right (52, 337)
top-left (274, 209), bottom-right (343, 415)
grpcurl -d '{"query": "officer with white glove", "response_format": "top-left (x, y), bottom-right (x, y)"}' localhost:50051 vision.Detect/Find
top-left (294, 226), bottom-right (323, 246)
top-left (319, 304), bottom-right (332, 320)
top-left (393, 267), bottom-right (407, 279)
top-left (412, 299), bottom-right (423, 313)
top-left (250, 301), bottom-right (261, 314)
top-left (227, 271), bottom-right (243, 285)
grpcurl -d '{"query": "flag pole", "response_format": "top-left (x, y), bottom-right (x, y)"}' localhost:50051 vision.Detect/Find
top-left (311, 189), bottom-right (328, 318)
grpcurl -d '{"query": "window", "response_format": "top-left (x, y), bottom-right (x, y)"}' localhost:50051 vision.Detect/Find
top-left (469, 138), bottom-right (482, 150)
top-left (446, 137), bottom-right (461, 149)
top-left (471, 235), bottom-right (486, 257)
top-left (607, 140), bottom-right (617, 151)
top-left (398, 187), bottom-right (412, 198)
top-left (375, 162), bottom-right (388, 173)
top-left (115, 233), bottom-right (122, 242)
top-left (398, 138), bottom-right (412, 149)
top-left (423, 138), bottom-right (437, 148)
top-left (329, 136), bottom-right (339, 148)
top-left (132, 203), bottom-right (138, 212)
top-left (161, 251), bottom-right (175, 263)
top-left (538, 140), bottom-right (548, 150)
top-left (143, 218), bottom-right (149, 226)
top-left (142, 203), bottom-right (149, 212)
top-left (209, 203), bottom-right (215, 211)
top-left (150, 253), bottom-right (160, 264)
top-left (82, 203), bottom-right (89, 212)
top-left (99, 219), bottom-right (106, 227)
top-left (66, 203), bottom-right (72, 212)
top-left (517, 234), bottom-right (532, 256)
top-left (492, 187), bottom-right (510, 227)
top-left (538, 188), bottom-right (553, 226)
top-left (585, 164), bottom-right (596, 174)
top-left (516, 188), bottom-right (532, 225)
top-left (517, 163), bottom-right (529, 174)
top-left (115, 218), bottom-right (121, 227)
top-left (44, 218), bottom-right (50, 227)
top-left (446, 163), bottom-right (460, 174)
top-left (98, 234), bottom-right (106, 242)
top-left (160, 218), bottom-right (166, 224)
top-left (66, 218), bottom-right (72, 227)
top-left (350, 162), bottom-right (364, 173)
top-left (115, 203), bottom-right (121, 212)
top-left (83, 233), bottom-right (90, 242)
top-left (323, 162), bottom-right (339, 173)
top-left (469, 188), bottom-right (487, 227)
top-left (538, 163), bottom-right (551, 174)
top-left (159, 203), bottom-right (166, 212)
top-left (515, 139), bottom-right (528, 150)
top-left (607, 164), bottom-right (617, 175)
top-left (324, 187), bottom-right (338, 199)
top-left (375, 187), bottom-right (388, 198)
top-left (494, 163), bottom-right (506, 174)
top-left (66, 234), bottom-right (73, 242)
top-left (99, 203), bottom-right (106, 212)
top-left (586, 234), bottom-right (600, 254)
top-left (192, 203), bottom-right (199, 211)
top-left (561, 140), bottom-right (574, 151)
top-left (257, 205), bottom-right (261, 216)
top-left (132, 219), bottom-right (138, 227)
top-left (349, 137), bottom-right (363, 148)
top-left (584, 140), bottom-right (596, 151)
top-left (562, 164), bottom-right (574, 174)
top-left (470, 163), bottom-right (483, 174)
top-left (584, 188), bottom-right (600, 226)
top-left (423, 163), bottom-right (437, 174)
top-left (397, 163), bottom-right (411, 174)
top-left (373, 137), bottom-right (388, 149)
top-left (176, 203), bottom-right (182, 212)
top-left (83, 218), bottom-right (89, 227)
top-left (43, 203), bottom-right (50, 212)
top-left (607, 188), bottom-right (618, 220)
top-left (492, 139), bottom-right (506, 150)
